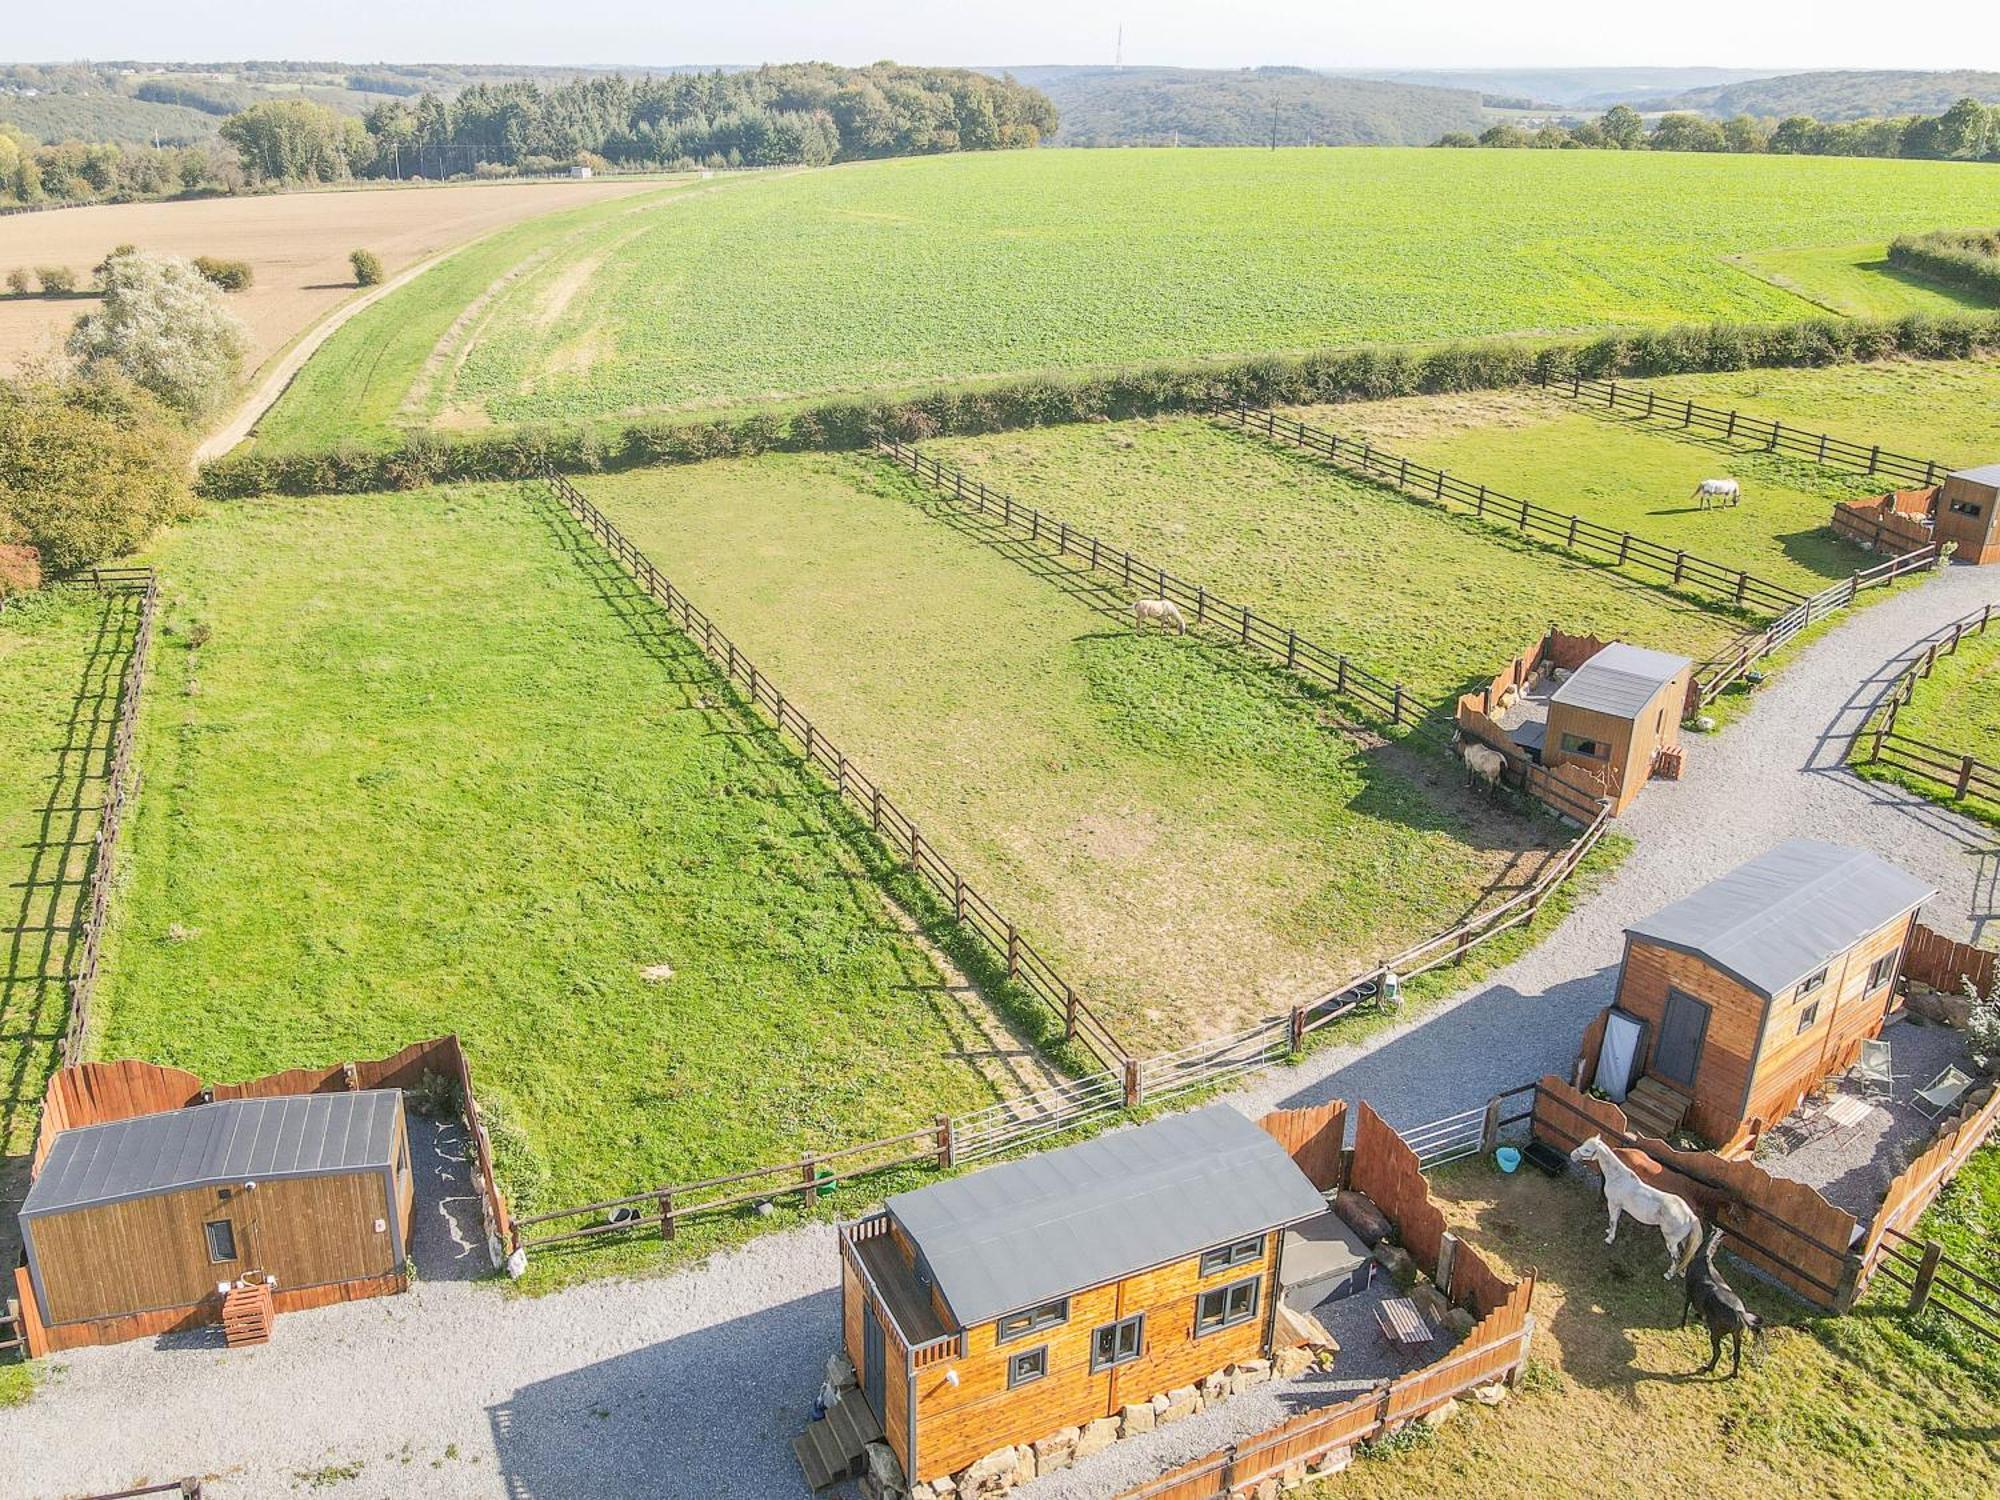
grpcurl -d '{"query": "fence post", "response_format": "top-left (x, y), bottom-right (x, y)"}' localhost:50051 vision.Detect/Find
top-left (1196, 586), bottom-right (1207, 624)
top-left (1868, 444), bottom-right (1880, 475)
top-left (954, 873), bottom-right (967, 922)
top-left (1617, 532), bottom-right (1630, 566)
top-left (1956, 756), bottom-right (1976, 799)
top-left (1476, 485), bottom-right (1487, 517)
top-left (1064, 987), bottom-right (1078, 1041)
top-left (1437, 1232), bottom-right (1461, 1302)
top-left (1289, 1006), bottom-right (1306, 1053)
top-left (658, 1191), bottom-right (676, 1241)
top-left (910, 826), bottom-right (925, 872)
top-left (1673, 551), bottom-right (1686, 586)
top-left (1217, 1443), bottom-right (1239, 1495)
top-left (1908, 1241), bottom-right (1943, 1314)
top-left (1480, 1095), bottom-right (1504, 1153)
top-left (1242, 607), bottom-right (1253, 645)
top-left (1006, 925), bottom-right (1020, 979)
top-left (936, 1115), bottom-right (954, 1170)
top-left (1336, 657), bottom-right (1348, 695)
top-left (871, 786), bottom-right (883, 832)
top-left (1391, 683), bottom-right (1405, 725)
top-left (1123, 1057), bottom-right (1142, 1108)
top-left (1286, 629), bottom-right (1298, 669)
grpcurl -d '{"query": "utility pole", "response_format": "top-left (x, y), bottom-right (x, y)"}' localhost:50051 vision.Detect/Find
top-left (1270, 101), bottom-right (1280, 150)
top-left (1115, 24), bottom-right (1123, 67)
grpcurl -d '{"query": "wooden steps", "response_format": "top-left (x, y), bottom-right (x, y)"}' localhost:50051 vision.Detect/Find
top-left (1624, 1078), bottom-right (1688, 1140)
top-left (792, 1385), bottom-right (881, 1490)
top-left (220, 1282), bottom-right (274, 1348)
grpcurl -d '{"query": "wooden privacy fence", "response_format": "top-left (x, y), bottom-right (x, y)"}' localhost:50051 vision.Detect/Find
top-left (1256, 1099), bottom-right (1347, 1190)
top-left (540, 467), bottom-right (1130, 1077)
top-left (1832, 491), bottom-right (1939, 557)
top-left (1858, 1074), bottom-right (2000, 1287)
top-left (1852, 603), bottom-right (2000, 814)
top-left (879, 439), bottom-right (1605, 825)
top-left (1530, 1076), bottom-right (1864, 1309)
top-left (1215, 401), bottom-right (1806, 616)
top-left (62, 567), bottom-right (158, 1064)
top-left (1549, 373), bottom-right (1954, 489)
top-left (1902, 921), bottom-right (1998, 998)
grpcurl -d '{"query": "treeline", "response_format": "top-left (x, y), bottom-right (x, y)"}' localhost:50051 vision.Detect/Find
top-left (224, 63), bottom-right (1055, 184)
top-left (198, 309), bottom-right (2000, 501)
top-left (1440, 97), bottom-right (2000, 160)
top-left (1889, 228), bottom-right (2000, 303)
top-left (0, 124), bottom-right (241, 206)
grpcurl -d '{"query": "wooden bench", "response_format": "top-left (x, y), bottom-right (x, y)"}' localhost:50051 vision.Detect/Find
top-left (1376, 1296), bottom-right (1433, 1350)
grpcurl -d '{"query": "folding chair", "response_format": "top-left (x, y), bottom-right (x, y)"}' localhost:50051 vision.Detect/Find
top-left (1851, 1038), bottom-right (1895, 1102)
top-left (1914, 1065), bottom-right (1974, 1120)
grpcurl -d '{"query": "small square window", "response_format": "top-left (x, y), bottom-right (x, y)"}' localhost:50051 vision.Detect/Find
top-left (1867, 952), bottom-right (1898, 992)
top-left (1196, 1276), bottom-right (1261, 1336)
top-left (204, 1219), bottom-right (237, 1263)
top-left (1091, 1314), bottom-right (1144, 1373)
top-left (1198, 1235), bottom-right (1265, 1277)
top-left (1559, 733), bottom-right (1608, 760)
top-left (1007, 1345), bottom-right (1048, 1388)
top-left (1798, 968), bottom-right (1828, 998)
top-left (1796, 1002), bottom-right (1820, 1035)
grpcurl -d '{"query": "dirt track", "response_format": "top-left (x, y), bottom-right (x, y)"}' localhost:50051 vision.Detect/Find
top-left (0, 178), bottom-right (668, 375)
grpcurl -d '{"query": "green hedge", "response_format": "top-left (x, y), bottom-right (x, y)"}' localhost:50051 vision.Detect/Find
top-left (197, 310), bottom-right (2000, 500)
top-left (1888, 231), bottom-right (2000, 305)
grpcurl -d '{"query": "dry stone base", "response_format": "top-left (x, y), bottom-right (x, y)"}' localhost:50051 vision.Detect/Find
top-left (1421, 1397), bottom-right (1461, 1429)
top-left (1076, 1415), bottom-right (1120, 1460)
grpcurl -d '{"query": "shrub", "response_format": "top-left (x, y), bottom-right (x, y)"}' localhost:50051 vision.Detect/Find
top-left (349, 248), bottom-right (384, 287)
top-left (34, 266), bottom-right (77, 294)
top-left (68, 252), bottom-right (249, 420)
top-left (192, 255), bottom-right (254, 292)
top-left (4, 268), bottom-right (29, 296)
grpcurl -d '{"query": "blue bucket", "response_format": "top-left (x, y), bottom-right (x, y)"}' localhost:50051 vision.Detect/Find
top-left (1494, 1146), bottom-right (1522, 1174)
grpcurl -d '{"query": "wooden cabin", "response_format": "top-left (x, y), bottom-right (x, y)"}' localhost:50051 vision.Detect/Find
top-left (1936, 464), bottom-right (2000, 565)
top-left (20, 1090), bottom-right (415, 1343)
top-left (1539, 643), bottom-right (1692, 814)
top-left (827, 1106), bottom-right (1325, 1490)
top-left (1594, 840), bottom-right (1933, 1146)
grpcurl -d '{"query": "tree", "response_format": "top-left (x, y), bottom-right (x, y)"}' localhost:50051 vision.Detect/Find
top-left (68, 251), bottom-right (249, 419)
top-left (1478, 123), bottom-right (1532, 148)
top-left (1532, 125), bottom-right (1572, 149)
top-left (219, 99), bottom-right (360, 184)
top-left (1769, 115), bottom-right (1819, 154)
top-left (1722, 115), bottom-right (1769, 153)
top-left (1568, 119), bottom-right (1608, 149)
top-left (350, 249), bottom-right (385, 287)
top-left (1434, 132), bottom-right (1478, 148)
top-left (1649, 113), bottom-right (1729, 153)
top-left (1936, 97), bottom-right (1994, 160)
top-left (0, 371), bottom-right (192, 573)
top-left (1599, 105), bottom-right (1644, 150)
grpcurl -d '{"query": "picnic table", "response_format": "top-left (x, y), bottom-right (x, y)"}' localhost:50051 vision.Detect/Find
top-left (1375, 1297), bottom-right (1434, 1351)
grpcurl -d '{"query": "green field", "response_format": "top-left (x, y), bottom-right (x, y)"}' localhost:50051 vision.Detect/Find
top-left (1729, 242), bottom-right (1994, 321)
top-left (1855, 617), bottom-right (2000, 821)
top-left (256, 148), bottom-right (2000, 445)
top-left (90, 484), bottom-right (1035, 1236)
top-left (925, 415), bottom-right (1747, 699)
top-left (1286, 388), bottom-right (1887, 595)
top-left (584, 451), bottom-right (1590, 1050)
top-left (0, 588), bottom-right (138, 1165)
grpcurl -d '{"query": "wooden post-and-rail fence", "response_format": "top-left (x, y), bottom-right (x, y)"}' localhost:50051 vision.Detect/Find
top-left (1868, 1224), bottom-right (2000, 1344)
top-left (1853, 603), bottom-right (2000, 814)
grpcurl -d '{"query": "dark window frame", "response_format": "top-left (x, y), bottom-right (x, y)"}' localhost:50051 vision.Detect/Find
top-left (1559, 732), bottom-right (1609, 760)
top-left (1796, 1001), bottom-right (1821, 1035)
top-left (1198, 1234), bottom-right (1265, 1277)
top-left (995, 1297), bottom-right (1069, 1345)
top-left (1007, 1343), bottom-right (1049, 1388)
top-left (1867, 951), bottom-right (1898, 992)
top-left (203, 1218), bottom-right (238, 1264)
top-left (1195, 1275), bottom-right (1261, 1337)
top-left (1090, 1313), bottom-right (1145, 1373)
top-left (1949, 499), bottom-right (1983, 519)
top-left (1797, 967), bottom-right (1828, 998)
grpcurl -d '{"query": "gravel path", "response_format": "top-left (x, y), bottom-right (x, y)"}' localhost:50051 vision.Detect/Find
top-left (11, 566), bottom-right (1998, 1500)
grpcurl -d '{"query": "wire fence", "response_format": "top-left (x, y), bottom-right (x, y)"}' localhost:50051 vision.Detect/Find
top-left (1852, 602), bottom-right (2000, 812)
top-left (1548, 373), bottom-right (1956, 489)
top-left (1215, 401), bottom-right (1806, 616)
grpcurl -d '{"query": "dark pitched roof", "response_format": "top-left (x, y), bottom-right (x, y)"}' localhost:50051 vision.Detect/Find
top-left (24, 1091), bottom-right (401, 1218)
top-left (1625, 839), bottom-right (1935, 998)
top-left (1551, 642), bottom-right (1692, 720)
top-left (884, 1105), bottom-right (1325, 1329)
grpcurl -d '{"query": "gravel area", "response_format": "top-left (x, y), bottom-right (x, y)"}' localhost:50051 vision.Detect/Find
top-left (10, 566), bottom-right (1998, 1500)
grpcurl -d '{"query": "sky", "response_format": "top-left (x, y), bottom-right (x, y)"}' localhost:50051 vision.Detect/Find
top-left (10, 1), bottom-right (1990, 73)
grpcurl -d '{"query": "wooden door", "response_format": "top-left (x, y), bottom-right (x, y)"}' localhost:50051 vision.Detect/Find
top-left (862, 1300), bottom-right (885, 1413)
top-left (1654, 988), bottom-right (1710, 1090)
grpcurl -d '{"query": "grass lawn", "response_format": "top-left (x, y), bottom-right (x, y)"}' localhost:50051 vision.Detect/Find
top-left (584, 451), bottom-right (1601, 1052)
top-left (1854, 616), bottom-right (2000, 822)
top-left (1727, 242), bottom-right (1994, 321)
top-left (1639, 358), bottom-right (2000, 473)
top-left (924, 416), bottom-right (1747, 701)
top-left (90, 483), bottom-right (1036, 1262)
top-left (0, 587), bottom-right (140, 1168)
top-left (1286, 388), bottom-right (1886, 595)
top-left (255, 148), bottom-right (2000, 441)
top-left (1322, 1159), bottom-right (1997, 1499)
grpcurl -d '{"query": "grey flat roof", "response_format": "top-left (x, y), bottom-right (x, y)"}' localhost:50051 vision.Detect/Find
top-left (1950, 463), bottom-right (2000, 487)
top-left (1551, 643), bottom-right (1692, 720)
top-left (24, 1091), bottom-right (401, 1218)
top-left (884, 1105), bottom-right (1325, 1329)
top-left (1626, 839), bottom-right (1935, 999)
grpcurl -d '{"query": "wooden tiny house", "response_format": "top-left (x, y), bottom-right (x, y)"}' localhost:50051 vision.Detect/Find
top-left (20, 1091), bottom-right (414, 1343)
top-left (1593, 840), bottom-right (1933, 1146)
top-left (829, 1106), bottom-right (1324, 1488)
top-left (1541, 643), bottom-right (1692, 814)
top-left (1936, 464), bottom-right (2000, 565)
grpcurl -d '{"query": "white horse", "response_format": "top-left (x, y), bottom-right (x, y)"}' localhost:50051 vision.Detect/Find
top-left (1570, 1135), bottom-right (1702, 1280)
top-left (1692, 478), bottom-right (1740, 510)
top-left (1133, 598), bottom-right (1186, 635)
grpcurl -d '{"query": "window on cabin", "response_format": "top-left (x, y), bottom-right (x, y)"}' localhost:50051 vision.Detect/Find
top-left (1559, 733), bottom-right (1608, 760)
top-left (1091, 1314), bottom-right (1145, 1372)
top-left (1007, 1345), bottom-right (1048, 1388)
top-left (1198, 1235), bottom-right (1265, 1277)
top-left (1796, 1001), bottom-right (1820, 1036)
top-left (996, 1297), bottom-right (1068, 1344)
top-left (1195, 1276), bottom-right (1260, 1336)
top-left (1949, 499), bottom-right (1983, 519)
top-left (1868, 951), bottom-right (1898, 992)
top-left (204, 1219), bottom-right (237, 1263)
top-left (1797, 968), bottom-right (1828, 998)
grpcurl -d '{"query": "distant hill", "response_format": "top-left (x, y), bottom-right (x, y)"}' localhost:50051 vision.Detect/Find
top-left (996, 65), bottom-right (1484, 147)
top-left (1650, 70), bottom-right (2000, 121)
top-left (1333, 67), bottom-right (1785, 109)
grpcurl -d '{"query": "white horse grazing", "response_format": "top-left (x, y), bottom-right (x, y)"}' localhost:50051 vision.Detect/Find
top-left (1692, 478), bottom-right (1740, 510)
top-left (1570, 1135), bottom-right (1702, 1280)
top-left (1133, 598), bottom-right (1186, 635)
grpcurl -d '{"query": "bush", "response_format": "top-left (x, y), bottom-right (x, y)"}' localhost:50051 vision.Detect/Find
top-left (34, 266), bottom-right (77, 294)
top-left (0, 372), bottom-right (193, 572)
top-left (349, 248), bottom-right (384, 287)
top-left (4, 268), bottom-right (29, 296)
top-left (68, 251), bottom-right (250, 420)
top-left (192, 255), bottom-right (254, 292)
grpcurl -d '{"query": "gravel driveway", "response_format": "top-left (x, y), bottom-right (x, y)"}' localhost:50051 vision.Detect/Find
top-left (10, 565), bottom-right (1997, 1500)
